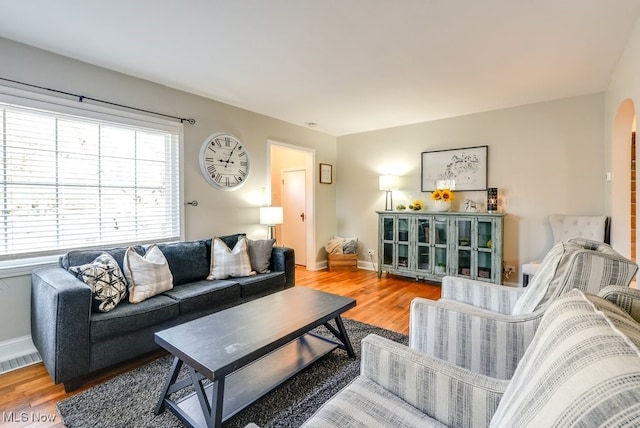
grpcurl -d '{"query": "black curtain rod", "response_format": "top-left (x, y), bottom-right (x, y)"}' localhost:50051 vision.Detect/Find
top-left (0, 77), bottom-right (196, 124)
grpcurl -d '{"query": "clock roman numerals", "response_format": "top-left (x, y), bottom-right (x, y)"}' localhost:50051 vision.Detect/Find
top-left (214, 136), bottom-right (233, 147)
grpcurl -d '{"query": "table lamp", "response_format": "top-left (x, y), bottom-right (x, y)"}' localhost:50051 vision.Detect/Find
top-left (259, 206), bottom-right (284, 240)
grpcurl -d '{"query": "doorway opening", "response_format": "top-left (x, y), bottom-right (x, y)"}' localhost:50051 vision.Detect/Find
top-left (632, 131), bottom-right (636, 262)
top-left (267, 140), bottom-right (315, 269)
top-left (612, 98), bottom-right (636, 260)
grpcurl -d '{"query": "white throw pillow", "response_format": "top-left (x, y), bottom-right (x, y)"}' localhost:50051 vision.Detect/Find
top-left (207, 236), bottom-right (255, 280)
top-left (124, 244), bottom-right (174, 303)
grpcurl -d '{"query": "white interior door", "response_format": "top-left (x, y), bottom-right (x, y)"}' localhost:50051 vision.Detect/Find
top-left (282, 169), bottom-right (307, 266)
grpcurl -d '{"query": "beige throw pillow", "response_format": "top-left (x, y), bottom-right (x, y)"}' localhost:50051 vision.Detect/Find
top-left (124, 244), bottom-right (174, 303)
top-left (207, 236), bottom-right (255, 280)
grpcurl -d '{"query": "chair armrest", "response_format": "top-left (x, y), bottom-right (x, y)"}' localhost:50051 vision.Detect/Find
top-left (564, 240), bottom-right (638, 294)
top-left (441, 276), bottom-right (525, 314)
top-left (361, 334), bottom-right (508, 427)
top-left (270, 246), bottom-right (295, 288)
top-left (31, 266), bottom-right (92, 385)
top-left (409, 297), bottom-right (543, 379)
top-left (597, 285), bottom-right (640, 322)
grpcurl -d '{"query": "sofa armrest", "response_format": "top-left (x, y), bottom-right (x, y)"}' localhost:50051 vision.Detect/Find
top-left (270, 246), bottom-right (295, 288)
top-left (361, 334), bottom-right (508, 427)
top-left (31, 266), bottom-right (92, 385)
top-left (441, 276), bottom-right (525, 314)
top-left (409, 297), bottom-right (543, 379)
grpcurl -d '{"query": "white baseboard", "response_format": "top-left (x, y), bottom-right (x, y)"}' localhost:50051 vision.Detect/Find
top-left (0, 335), bottom-right (38, 363)
top-left (358, 260), bottom-right (375, 271)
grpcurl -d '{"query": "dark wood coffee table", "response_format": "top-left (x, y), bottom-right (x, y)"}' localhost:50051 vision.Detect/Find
top-left (153, 286), bottom-right (356, 428)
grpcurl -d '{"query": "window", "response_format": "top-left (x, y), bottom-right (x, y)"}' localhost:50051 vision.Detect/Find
top-left (0, 93), bottom-right (182, 260)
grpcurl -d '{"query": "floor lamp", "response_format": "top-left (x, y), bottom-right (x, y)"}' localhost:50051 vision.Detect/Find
top-left (260, 206), bottom-right (284, 241)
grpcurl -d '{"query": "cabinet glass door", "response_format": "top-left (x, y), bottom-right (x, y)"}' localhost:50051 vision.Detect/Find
top-left (476, 219), bottom-right (494, 280)
top-left (381, 217), bottom-right (395, 267)
top-left (434, 218), bottom-right (448, 274)
top-left (416, 218), bottom-right (430, 271)
top-left (397, 217), bottom-right (410, 269)
top-left (455, 218), bottom-right (472, 278)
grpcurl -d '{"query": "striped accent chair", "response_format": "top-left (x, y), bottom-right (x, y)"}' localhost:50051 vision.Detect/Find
top-left (300, 289), bottom-right (640, 427)
top-left (598, 285), bottom-right (640, 321)
top-left (409, 238), bottom-right (637, 379)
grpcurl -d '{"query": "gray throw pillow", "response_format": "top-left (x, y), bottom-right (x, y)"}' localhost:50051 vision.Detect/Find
top-left (248, 238), bottom-right (276, 273)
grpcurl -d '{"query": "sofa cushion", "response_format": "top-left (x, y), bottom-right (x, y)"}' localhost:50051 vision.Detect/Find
top-left (248, 238), bottom-right (275, 273)
top-left (89, 294), bottom-right (180, 342)
top-left (68, 253), bottom-right (128, 313)
top-left (491, 289), bottom-right (640, 426)
top-left (162, 279), bottom-right (241, 314)
top-left (302, 376), bottom-right (444, 428)
top-left (124, 245), bottom-right (174, 303)
top-left (207, 236), bottom-right (255, 280)
top-left (60, 245), bottom-right (145, 273)
top-left (157, 240), bottom-right (210, 286)
top-left (234, 272), bottom-right (286, 298)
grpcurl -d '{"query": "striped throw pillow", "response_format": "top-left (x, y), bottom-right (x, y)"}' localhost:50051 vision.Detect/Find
top-left (491, 289), bottom-right (640, 426)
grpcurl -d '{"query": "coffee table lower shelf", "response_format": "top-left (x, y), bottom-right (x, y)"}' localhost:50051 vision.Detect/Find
top-left (163, 333), bottom-right (339, 428)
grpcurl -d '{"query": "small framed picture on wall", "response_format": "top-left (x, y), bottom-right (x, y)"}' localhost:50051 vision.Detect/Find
top-left (319, 163), bottom-right (332, 184)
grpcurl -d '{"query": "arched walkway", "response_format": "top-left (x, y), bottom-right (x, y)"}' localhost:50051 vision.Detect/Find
top-left (611, 98), bottom-right (636, 259)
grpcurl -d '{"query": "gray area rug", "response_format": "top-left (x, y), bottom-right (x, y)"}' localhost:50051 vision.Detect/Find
top-left (57, 318), bottom-right (408, 427)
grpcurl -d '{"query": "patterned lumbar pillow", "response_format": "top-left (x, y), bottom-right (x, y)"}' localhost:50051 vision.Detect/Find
top-left (69, 253), bottom-right (127, 312)
top-left (124, 244), bottom-right (174, 303)
top-left (207, 236), bottom-right (255, 280)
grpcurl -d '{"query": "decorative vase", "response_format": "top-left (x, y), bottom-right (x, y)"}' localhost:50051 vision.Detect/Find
top-left (434, 200), bottom-right (451, 212)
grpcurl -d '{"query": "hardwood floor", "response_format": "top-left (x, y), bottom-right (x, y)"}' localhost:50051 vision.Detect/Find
top-left (0, 267), bottom-right (441, 427)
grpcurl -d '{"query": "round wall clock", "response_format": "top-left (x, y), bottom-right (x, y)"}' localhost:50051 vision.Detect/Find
top-left (199, 132), bottom-right (250, 191)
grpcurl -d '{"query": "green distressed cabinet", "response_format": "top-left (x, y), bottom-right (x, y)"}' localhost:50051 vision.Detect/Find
top-left (377, 211), bottom-right (505, 284)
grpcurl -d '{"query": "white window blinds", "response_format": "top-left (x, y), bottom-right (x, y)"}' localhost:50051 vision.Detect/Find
top-left (0, 99), bottom-right (181, 260)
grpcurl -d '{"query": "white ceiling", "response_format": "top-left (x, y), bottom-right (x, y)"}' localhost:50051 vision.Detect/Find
top-left (1, 1), bottom-right (640, 136)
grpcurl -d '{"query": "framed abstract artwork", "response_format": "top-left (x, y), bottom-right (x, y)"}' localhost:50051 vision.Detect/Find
top-left (421, 145), bottom-right (488, 192)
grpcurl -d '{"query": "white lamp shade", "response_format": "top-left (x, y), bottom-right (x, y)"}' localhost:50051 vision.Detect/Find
top-left (260, 206), bottom-right (284, 225)
top-left (379, 174), bottom-right (399, 191)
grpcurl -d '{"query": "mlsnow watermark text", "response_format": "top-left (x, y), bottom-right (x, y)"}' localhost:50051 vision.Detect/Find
top-left (2, 411), bottom-right (57, 423)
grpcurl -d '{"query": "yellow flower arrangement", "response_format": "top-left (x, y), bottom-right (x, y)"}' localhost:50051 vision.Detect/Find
top-left (408, 200), bottom-right (423, 211)
top-left (431, 188), bottom-right (454, 201)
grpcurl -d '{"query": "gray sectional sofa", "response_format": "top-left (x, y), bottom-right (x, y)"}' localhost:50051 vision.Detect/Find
top-left (31, 234), bottom-right (295, 391)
